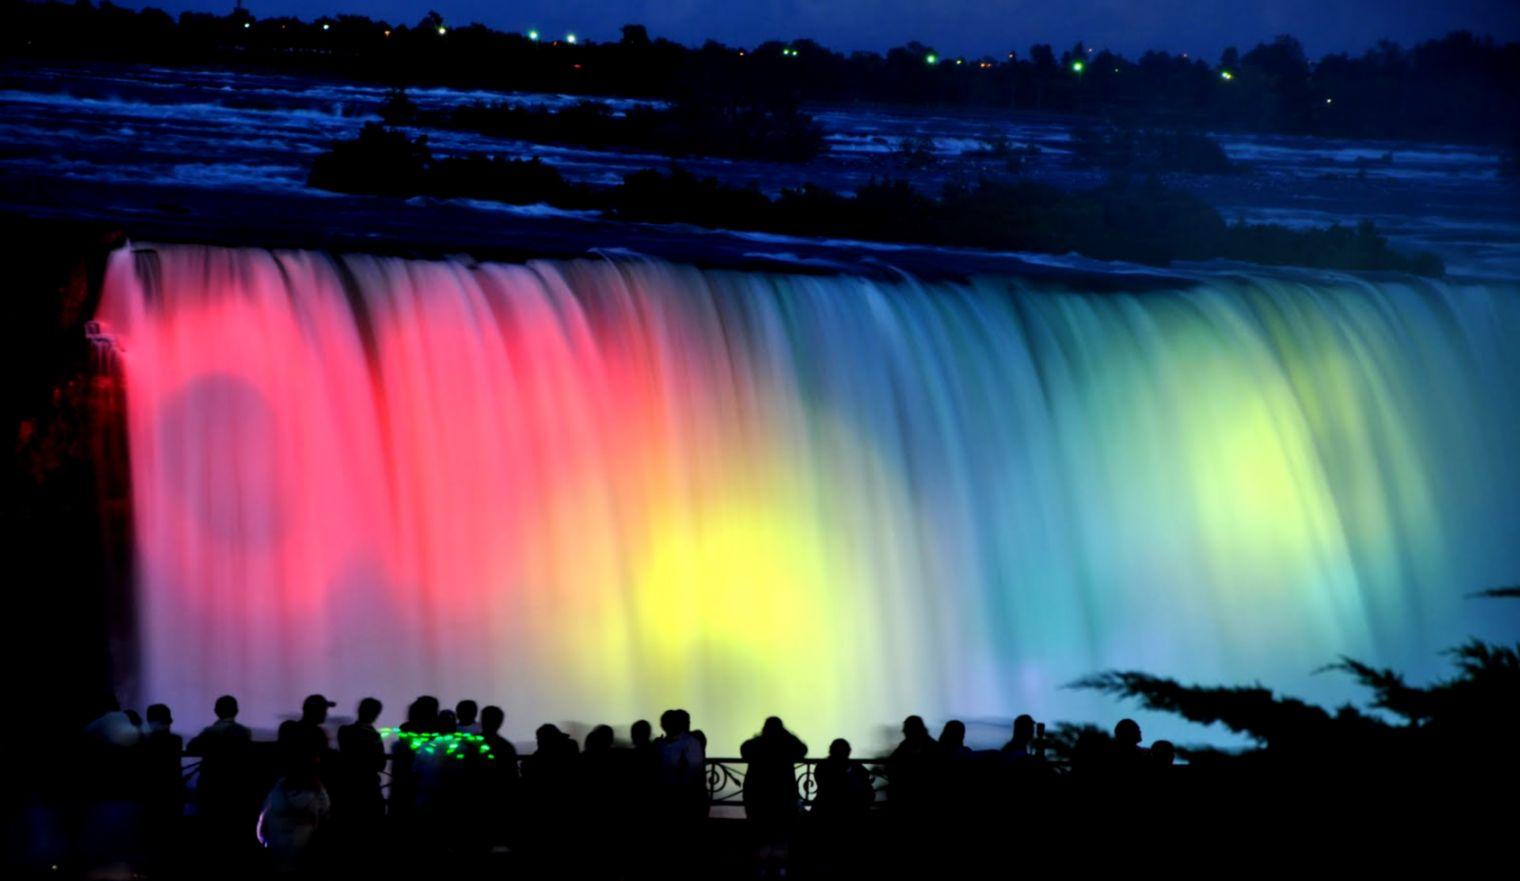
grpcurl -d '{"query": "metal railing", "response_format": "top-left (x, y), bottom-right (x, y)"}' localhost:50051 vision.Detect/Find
top-left (702, 758), bottom-right (891, 807)
top-left (180, 749), bottom-right (1061, 810)
top-left (179, 751), bottom-right (895, 809)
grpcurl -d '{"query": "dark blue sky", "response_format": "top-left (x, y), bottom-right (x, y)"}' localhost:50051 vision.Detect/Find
top-left (141, 1), bottom-right (1520, 58)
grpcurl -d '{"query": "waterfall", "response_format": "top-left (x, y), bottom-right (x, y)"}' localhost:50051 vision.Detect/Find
top-left (96, 244), bottom-right (1520, 750)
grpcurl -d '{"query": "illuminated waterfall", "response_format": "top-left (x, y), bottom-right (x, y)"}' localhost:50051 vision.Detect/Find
top-left (96, 244), bottom-right (1520, 749)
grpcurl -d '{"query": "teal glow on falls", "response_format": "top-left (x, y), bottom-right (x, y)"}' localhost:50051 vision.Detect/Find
top-left (98, 245), bottom-right (1520, 749)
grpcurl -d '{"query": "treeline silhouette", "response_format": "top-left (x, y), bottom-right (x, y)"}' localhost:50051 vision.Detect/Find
top-left (308, 123), bottom-right (1444, 274)
top-left (8, 3), bottom-right (1519, 146)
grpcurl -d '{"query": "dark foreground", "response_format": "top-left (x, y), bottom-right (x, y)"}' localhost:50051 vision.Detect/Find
top-left (14, 728), bottom-right (1515, 880)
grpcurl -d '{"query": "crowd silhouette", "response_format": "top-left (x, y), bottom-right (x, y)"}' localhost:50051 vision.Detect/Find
top-left (54, 690), bottom-right (1211, 879)
top-left (25, 637), bottom-right (1519, 881)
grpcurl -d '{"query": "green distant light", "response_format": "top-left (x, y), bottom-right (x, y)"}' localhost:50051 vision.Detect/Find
top-left (566, 33), bottom-right (577, 44)
top-left (527, 29), bottom-right (539, 41)
top-left (1220, 70), bottom-right (1234, 80)
top-left (1071, 60), bottom-right (1085, 73)
top-left (436, 26), bottom-right (447, 36)
top-left (925, 53), bottom-right (938, 65)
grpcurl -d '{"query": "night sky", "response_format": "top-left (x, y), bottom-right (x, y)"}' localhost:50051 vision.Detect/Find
top-left (133, 1), bottom-right (1520, 59)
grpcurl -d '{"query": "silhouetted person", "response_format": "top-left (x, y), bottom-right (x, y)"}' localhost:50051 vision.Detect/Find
top-left (524, 723), bottom-right (579, 792)
top-left (455, 700), bottom-right (480, 734)
top-left (655, 709), bottom-right (708, 824)
top-left (651, 710), bottom-right (707, 877)
top-left (581, 724), bottom-right (618, 806)
top-left (142, 703), bottom-right (184, 810)
top-left (1112, 718), bottom-right (1146, 780)
top-left (1148, 738), bottom-right (1178, 791)
top-left (479, 705), bottom-right (519, 770)
top-left (886, 715), bottom-right (936, 819)
top-left (258, 760), bottom-right (330, 876)
top-left (938, 720), bottom-right (970, 757)
top-left (142, 704), bottom-right (183, 872)
top-left (1002, 714), bottom-right (1037, 758)
top-left (390, 698), bottom-right (436, 822)
top-left (277, 695), bottom-right (334, 780)
top-left (741, 716), bottom-right (807, 842)
top-left (936, 719), bottom-right (975, 822)
top-left (811, 738), bottom-right (875, 874)
top-left (476, 705), bottom-right (519, 846)
top-left (187, 696), bottom-right (254, 857)
top-left (813, 738), bottom-right (874, 823)
top-left (408, 722), bottom-right (458, 825)
top-left (579, 724), bottom-right (619, 872)
top-left (401, 696), bottom-right (440, 735)
top-left (999, 714), bottom-right (1053, 814)
top-left (522, 724), bottom-right (581, 869)
top-left (81, 697), bottom-right (145, 871)
top-left (617, 718), bottom-right (659, 868)
top-left (336, 698), bottom-right (385, 826)
top-left (624, 719), bottom-right (657, 799)
top-left (437, 709), bottom-right (458, 734)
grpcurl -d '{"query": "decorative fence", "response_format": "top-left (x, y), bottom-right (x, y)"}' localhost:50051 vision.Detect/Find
top-left (701, 758), bottom-right (891, 808)
top-left (179, 752), bottom-right (895, 809)
top-left (181, 750), bottom-right (1062, 811)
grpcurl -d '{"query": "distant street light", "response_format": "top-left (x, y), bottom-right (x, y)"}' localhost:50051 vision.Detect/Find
top-left (566, 33), bottom-right (577, 44)
top-left (1071, 60), bottom-right (1085, 73)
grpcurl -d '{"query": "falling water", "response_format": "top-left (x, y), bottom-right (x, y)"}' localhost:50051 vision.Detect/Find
top-left (95, 244), bottom-right (1520, 750)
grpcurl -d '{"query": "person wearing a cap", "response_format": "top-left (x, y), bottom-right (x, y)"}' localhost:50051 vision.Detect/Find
top-left (277, 694), bottom-right (335, 779)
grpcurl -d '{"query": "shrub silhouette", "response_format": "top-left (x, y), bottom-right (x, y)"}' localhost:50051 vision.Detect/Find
top-left (1071, 589), bottom-right (1520, 774)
